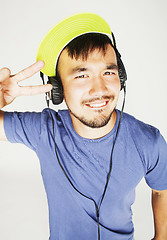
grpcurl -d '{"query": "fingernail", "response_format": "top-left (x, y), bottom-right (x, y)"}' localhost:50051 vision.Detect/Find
top-left (38, 60), bottom-right (45, 66)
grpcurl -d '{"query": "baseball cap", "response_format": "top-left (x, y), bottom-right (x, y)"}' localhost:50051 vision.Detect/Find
top-left (36, 12), bottom-right (112, 76)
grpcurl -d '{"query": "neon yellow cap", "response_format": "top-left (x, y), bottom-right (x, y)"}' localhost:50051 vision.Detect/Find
top-left (36, 12), bottom-right (112, 76)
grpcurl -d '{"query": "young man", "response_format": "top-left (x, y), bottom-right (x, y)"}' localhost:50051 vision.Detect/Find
top-left (0, 13), bottom-right (167, 240)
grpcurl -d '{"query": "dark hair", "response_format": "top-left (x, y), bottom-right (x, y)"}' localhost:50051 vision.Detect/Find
top-left (65, 32), bottom-right (113, 60)
top-left (56, 33), bottom-right (113, 79)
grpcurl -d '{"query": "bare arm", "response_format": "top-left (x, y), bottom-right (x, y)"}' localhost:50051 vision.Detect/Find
top-left (0, 110), bottom-right (6, 141)
top-left (152, 189), bottom-right (167, 240)
top-left (0, 61), bottom-right (52, 141)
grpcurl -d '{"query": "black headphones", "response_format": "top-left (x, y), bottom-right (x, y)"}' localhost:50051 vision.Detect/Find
top-left (42, 32), bottom-right (127, 105)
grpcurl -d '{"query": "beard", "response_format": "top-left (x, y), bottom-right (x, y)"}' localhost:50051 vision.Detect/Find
top-left (67, 95), bottom-right (115, 128)
top-left (69, 109), bottom-right (114, 128)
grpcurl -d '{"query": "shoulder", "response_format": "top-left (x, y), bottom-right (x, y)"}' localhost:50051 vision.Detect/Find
top-left (39, 108), bottom-right (71, 132)
top-left (119, 111), bottom-right (167, 174)
top-left (40, 108), bottom-right (69, 122)
top-left (120, 110), bottom-right (160, 143)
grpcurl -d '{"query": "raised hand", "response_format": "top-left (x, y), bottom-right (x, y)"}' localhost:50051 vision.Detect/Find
top-left (0, 61), bottom-right (52, 109)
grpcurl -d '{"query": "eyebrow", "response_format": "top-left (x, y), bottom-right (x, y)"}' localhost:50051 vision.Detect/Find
top-left (70, 63), bottom-right (118, 74)
top-left (106, 64), bottom-right (118, 70)
top-left (70, 67), bottom-right (88, 74)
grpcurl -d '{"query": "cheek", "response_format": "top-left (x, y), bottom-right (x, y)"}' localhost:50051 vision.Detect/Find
top-left (63, 84), bottom-right (84, 105)
top-left (115, 76), bottom-right (121, 90)
top-left (107, 78), bottom-right (121, 94)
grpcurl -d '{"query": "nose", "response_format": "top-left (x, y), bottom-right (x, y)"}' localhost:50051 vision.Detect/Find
top-left (89, 75), bottom-right (108, 96)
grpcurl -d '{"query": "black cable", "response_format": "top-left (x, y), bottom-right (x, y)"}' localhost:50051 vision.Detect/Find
top-left (99, 84), bottom-right (126, 209)
top-left (96, 84), bottom-right (126, 239)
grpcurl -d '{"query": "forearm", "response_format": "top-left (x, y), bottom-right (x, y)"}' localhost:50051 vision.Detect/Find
top-left (152, 189), bottom-right (167, 240)
top-left (0, 110), bottom-right (7, 141)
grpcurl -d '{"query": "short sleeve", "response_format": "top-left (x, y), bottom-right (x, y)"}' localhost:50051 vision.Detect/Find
top-left (145, 131), bottom-right (167, 191)
top-left (4, 111), bottom-right (42, 151)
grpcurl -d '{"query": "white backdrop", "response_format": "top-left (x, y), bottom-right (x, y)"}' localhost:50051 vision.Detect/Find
top-left (0, 0), bottom-right (167, 239)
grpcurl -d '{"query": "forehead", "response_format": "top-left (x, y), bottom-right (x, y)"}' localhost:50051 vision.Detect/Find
top-left (57, 44), bottom-right (117, 72)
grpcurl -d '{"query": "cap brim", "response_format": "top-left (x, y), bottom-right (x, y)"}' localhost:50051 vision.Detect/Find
top-left (36, 12), bottom-right (112, 76)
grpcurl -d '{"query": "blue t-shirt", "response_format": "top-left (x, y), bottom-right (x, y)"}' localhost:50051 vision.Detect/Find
top-left (4, 109), bottom-right (167, 240)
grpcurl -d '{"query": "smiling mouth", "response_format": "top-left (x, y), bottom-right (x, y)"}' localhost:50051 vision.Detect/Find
top-left (85, 100), bottom-right (109, 109)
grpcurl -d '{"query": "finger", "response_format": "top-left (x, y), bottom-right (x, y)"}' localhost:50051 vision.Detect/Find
top-left (0, 68), bottom-right (11, 82)
top-left (12, 60), bottom-right (45, 82)
top-left (18, 83), bottom-right (53, 96)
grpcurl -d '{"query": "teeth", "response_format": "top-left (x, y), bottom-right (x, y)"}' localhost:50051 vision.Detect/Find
top-left (89, 102), bottom-right (107, 108)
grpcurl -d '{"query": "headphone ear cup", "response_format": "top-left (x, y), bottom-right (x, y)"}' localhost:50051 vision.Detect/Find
top-left (114, 48), bottom-right (127, 90)
top-left (117, 57), bottom-right (127, 90)
top-left (47, 77), bottom-right (63, 105)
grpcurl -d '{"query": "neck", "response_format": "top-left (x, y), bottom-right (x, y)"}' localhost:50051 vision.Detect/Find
top-left (70, 110), bottom-right (117, 139)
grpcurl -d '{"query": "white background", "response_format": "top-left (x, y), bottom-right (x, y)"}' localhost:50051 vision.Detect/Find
top-left (0, 0), bottom-right (167, 239)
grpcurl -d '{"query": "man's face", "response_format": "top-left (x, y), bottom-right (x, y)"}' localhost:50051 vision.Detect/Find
top-left (58, 44), bottom-right (121, 131)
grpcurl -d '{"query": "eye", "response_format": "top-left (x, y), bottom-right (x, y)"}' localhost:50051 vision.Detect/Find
top-left (75, 74), bottom-right (88, 79)
top-left (104, 71), bottom-right (115, 76)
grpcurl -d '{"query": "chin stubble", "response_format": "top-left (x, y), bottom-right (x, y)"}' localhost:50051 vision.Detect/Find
top-left (69, 109), bottom-right (114, 128)
top-left (67, 95), bottom-right (115, 128)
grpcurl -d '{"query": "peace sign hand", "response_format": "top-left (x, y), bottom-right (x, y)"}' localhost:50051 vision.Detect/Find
top-left (0, 61), bottom-right (52, 109)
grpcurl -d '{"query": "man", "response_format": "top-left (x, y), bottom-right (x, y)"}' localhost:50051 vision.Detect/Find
top-left (0, 12), bottom-right (167, 240)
